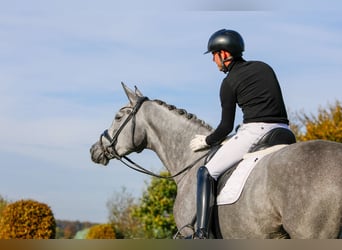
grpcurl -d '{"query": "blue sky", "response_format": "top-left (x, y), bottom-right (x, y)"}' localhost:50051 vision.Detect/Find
top-left (0, 1), bottom-right (341, 223)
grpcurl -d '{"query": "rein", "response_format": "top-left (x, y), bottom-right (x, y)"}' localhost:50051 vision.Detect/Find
top-left (100, 96), bottom-right (208, 179)
top-left (119, 152), bottom-right (208, 179)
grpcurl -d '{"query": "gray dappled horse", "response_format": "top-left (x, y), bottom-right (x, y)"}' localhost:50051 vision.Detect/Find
top-left (90, 83), bottom-right (342, 239)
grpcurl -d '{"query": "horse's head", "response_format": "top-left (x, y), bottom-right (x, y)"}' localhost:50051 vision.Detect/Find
top-left (90, 83), bottom-right (148, 166)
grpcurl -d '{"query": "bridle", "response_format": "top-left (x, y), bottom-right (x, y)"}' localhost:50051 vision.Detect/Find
top-left (99, 96), bottom-right (208, 179)
top-left (100, 96), bottom-right (149, 159)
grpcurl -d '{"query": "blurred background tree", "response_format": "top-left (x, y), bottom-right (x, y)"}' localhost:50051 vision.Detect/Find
top-left (0, 199), bottom-right (56, 239)
top-left (132, 172), bottom-right (177, 239)
top-left (0, 195), bottom-right (9, 220)
top-left (290, 100), bottom-right (342, 142)
top-left (85, 223), bottom-right (116, 239)
top-left (106, 187), bottom-right (143, 239)
top-left (106, 172), bottom-right (177, 239)
top-left (56, 220), bottom-right (96, 239)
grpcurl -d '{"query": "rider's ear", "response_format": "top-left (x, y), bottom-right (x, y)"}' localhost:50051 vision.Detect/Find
top-left (121, 82), bottom-right (138, 105)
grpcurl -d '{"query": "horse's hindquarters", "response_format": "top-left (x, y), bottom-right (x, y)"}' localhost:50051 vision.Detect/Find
top-left (216, 141), bottom-right (342, 239)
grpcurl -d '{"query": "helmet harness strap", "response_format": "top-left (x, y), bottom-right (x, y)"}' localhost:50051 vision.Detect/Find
top-left (219, 54), bottom-right (233, 73)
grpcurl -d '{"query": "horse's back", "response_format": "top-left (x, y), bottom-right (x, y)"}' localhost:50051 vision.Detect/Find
top-left (218, 140), bottom-right (342, 238)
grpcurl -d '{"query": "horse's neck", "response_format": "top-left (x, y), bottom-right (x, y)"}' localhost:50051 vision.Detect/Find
top-left (142, 102), bottom-right (211, 178)
top-left (141, 101), bottom-right (212, 230)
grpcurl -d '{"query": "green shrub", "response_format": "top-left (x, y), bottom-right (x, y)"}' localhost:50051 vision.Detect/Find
top-left (86, 224), bottom-right (116, 239)
top-left (0, 199), bottom-right (56, 239)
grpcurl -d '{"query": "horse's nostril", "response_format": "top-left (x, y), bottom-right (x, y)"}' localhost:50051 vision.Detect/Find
top-left (90, 143), bottom-right (108, 165)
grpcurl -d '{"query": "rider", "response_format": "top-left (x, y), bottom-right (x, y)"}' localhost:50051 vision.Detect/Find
top-left (189, 29), bottom-right (291, 239)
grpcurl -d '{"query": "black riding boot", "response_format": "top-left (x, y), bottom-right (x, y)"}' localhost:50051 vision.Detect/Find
top-left (194, 166), bottom-right (216, 239)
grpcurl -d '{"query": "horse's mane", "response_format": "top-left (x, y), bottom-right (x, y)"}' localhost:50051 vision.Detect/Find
top-left (153, 99), bottom-right (212, 131)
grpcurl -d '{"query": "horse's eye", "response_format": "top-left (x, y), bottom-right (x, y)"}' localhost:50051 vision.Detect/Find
top-left (115, 108), bottom-right (132, 121)
top-left (115, 113), bottom-right (123, 121)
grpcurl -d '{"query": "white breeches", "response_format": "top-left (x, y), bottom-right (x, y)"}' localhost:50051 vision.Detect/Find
top-left (206, 122), bottom-right (289, 180)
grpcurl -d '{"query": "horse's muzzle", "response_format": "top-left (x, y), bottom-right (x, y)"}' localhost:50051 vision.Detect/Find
top-left (90, 142), bottom-right (110, 166)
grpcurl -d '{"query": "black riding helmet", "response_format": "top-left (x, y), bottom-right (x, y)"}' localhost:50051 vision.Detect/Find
top-left (204, 29), bottom-right (245, 57)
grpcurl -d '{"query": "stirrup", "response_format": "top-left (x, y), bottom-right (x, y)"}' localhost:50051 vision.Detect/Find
top-left (173, 223), bottom-right (195, 239)
top-left (193, 228), bottom-right (208, 239)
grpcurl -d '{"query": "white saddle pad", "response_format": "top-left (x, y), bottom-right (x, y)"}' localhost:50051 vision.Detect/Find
top-left (216, 144), bottom-right (288, 205)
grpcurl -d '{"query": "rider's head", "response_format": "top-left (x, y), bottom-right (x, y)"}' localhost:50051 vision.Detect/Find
top-left (205, 29), bottom-right (244, 73)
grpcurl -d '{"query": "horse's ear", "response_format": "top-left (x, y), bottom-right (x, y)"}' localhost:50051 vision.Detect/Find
top-left (121, 82), bottom-right (138, 105)
top-left (134, 85), bottom-right (144, 97)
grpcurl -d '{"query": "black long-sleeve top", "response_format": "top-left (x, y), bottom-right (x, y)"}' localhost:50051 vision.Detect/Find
top-left (206, 58), bottom-right (289, 146)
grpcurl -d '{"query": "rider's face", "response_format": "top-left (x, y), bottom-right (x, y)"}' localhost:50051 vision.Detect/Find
top-left (212, 50), bottom-right (232, 71)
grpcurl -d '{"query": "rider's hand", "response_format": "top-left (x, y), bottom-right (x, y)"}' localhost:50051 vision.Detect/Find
top-left (190, 134), bottom-right (209, 152)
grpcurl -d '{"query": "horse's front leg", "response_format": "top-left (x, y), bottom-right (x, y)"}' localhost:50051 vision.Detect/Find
top-left (172, 180), bottom-right (197, 238)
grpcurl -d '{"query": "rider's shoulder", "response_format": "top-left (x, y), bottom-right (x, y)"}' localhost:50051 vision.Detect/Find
top-left (241, 60), bottom-right (275, 73)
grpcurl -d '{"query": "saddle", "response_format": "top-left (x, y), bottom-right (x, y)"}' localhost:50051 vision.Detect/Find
top-left (248, 127), bottom-right (296, 153)
top-left (206, 127), bottom-right (296, 164)
top-left (213, 127), bottom-right (296, 196)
